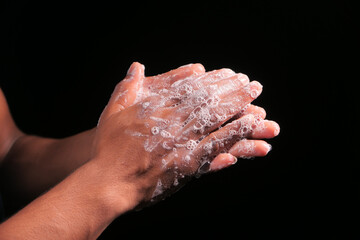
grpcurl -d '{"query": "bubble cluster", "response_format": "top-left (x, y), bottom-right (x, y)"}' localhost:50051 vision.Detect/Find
top-left (186, 140), bottom-right (198, 151)
top-left (234, 115), bottom-right (257, 138)
top-left (184, 155), bottom-right (191, 163)
top-left (182, 95), bottom-right (222, 133)
top-left (179, 83), bottom-right (194, 95)
top-left (125, 67), bottom-right (266, 202)
top-left (162, 141), bottom-right (172, 150)
top-left (235, 139), bottom-right (256, 159)
top-left (203, 142), bottom-right (213, 155)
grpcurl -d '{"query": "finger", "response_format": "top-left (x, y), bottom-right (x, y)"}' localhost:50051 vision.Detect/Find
top-left (206, 72), bottom-right (250, 92)
top-left (181, 116), bottom-right (273, 175)
top-left (146, 63), bottom-right (206, 90)
top-left (205, 81), bottom-right (263, 132)
top-left (189, 107), bottom-right (278, 143)
top-left (191, 114), bottom-right (256, 162)
top-left (114, 62), bottom-right (145, 108)
top-left (194, 139), bottom-right (271, 175)
top-left (101, 62), bottom-right (144, 120)
top-left (251, 120), bottom-right (280, 139)
top-left (229, 139), bottom-right (272, 158)
top-left (161, 68), bottom-right (237, 108)
top-left (152, 68), bottom-right (237, 114)
top-left (187, 68), bottom-right (236, 90)
top-left (181, 81), bottom-right (262, 137)
top-left (188, 111), bottom-right (279, 150)
top-left (209, 153), bottom-right (237, 172)
top-left (216, 80), bottom-right (262, 105)
top-left (238, 104), bottom-right (266, 119)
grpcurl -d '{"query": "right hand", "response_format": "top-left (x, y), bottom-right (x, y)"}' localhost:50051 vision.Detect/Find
top-left (92, 63), bottom-right (279, 213)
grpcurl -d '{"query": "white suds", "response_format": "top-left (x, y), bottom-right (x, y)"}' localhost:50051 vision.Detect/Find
top-left (186, 140), bottom-right (198, 151)
top-left (151, 179), bottom-right (164, 198)
top-left (151, 126), bottom-right (160, 135)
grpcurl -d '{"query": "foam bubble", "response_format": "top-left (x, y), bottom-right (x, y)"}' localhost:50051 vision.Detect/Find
top-left (159, 88), bottom-right (169, 94)
top-left (160, 130), bottom-right (172, 138)
top-left (162, 141), bottom-right (172, 150)
top-left (173, 178), bottom-right (179, 186)
top-left (203, 142), bottom-right (213, 154)
top-left (250, 90), bottom-right (259, 98)
top-left (142, 102), bottom-right (150, 109)
top-left (180, 83), bottom-right (193, 95)
top-left (174, 143), bottom-right (186, 148)
top-left (229, 129), bottom-right (237, 136)
top-left (144, 139), bottom-right (158, 152)
top-left (151, 126), bottom-right (160, 135)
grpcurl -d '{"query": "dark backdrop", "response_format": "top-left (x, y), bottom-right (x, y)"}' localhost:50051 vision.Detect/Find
top-left (1, 0), bottom-right (358, 239)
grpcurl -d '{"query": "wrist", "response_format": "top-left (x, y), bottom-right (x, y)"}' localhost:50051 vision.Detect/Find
top-left (85, 158), bottom-right (141, 218)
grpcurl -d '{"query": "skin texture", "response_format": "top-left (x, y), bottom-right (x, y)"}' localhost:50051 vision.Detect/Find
top-left (0, 62), bottom-right (279, 239)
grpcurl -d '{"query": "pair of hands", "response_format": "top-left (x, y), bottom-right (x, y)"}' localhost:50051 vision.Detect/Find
top-left (92, 62), bottom-right (279, 211)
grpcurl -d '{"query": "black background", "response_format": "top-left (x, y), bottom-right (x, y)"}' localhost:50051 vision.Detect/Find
top-left (1, 0), bottom-right (358, 239)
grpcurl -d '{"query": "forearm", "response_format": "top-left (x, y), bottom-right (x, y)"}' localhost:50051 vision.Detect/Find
top-left (0, 89), bottom-right (24, 164)
top-left (0, 159), bottom-right (127, 240)
top-left (0, 128), bottom-right (96, 200)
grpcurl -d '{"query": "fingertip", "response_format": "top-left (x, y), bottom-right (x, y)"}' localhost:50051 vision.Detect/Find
top-left (252, 120), bottom-right (280, 139)
top-left (242, 81), bottom-right (263, 102)
top-left (249, 81), bottom-right (263, 95)
top-left (210, 153), bottom-right (237, 172)
top-left (257, 106), bottom-right (266, 119)
top-left (244, 105), bottom-right (266, 119)
top-left (256, 140), bottom-right (272, 156)
top-left (229, 139), bottom-right (271, 158)
top-left (178, 63), bottom-right (206, 75)
top-left (192, 63), bottom-right (206, 74)
top-left (273, 122), bottom-right (280, 136)
top-left (127, 62), bottom-right (145, 77)
top-left (126, 62), bottom-right (138, 77)
top-left (251, 80), bottom-right (263, 88)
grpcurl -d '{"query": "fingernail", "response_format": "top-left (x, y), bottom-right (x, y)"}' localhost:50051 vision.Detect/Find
top-left (178, 63), bottom-right (193, 69)
top-left (273, 123), bottom-right (280, 136)
top-left (265, 143), bottom-right (272, 154)
top-left (126, 62), bottom-right (137, 77)
top-left (232, 156), bottom-right (238, 164)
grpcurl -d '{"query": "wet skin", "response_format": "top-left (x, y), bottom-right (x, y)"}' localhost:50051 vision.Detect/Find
top-left (0, 62), bottom-right (279, 239)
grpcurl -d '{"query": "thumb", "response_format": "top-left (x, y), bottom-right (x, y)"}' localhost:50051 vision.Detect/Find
top-left (99, 62), bottom-right (145, 122)
top-left (115, 62), bottom-right (145, 109)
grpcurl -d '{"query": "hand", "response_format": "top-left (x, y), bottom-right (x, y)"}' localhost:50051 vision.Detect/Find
top-left (91, 63), bottom-right (280, 212)
top-left (99, 62), bottom-right (279, 170)
top-left (99, 62), bottom-right (206, 122)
